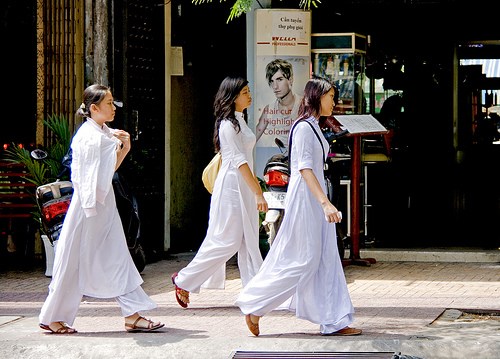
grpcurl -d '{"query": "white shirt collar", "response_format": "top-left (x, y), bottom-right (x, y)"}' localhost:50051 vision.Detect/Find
top-left (235, 111), bottom-right (244, 121)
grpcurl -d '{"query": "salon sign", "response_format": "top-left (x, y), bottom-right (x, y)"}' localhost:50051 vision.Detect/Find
top-left (255, 9), bottom-right (311, 56)
top-left (253, 9), bottom-right (312, 177)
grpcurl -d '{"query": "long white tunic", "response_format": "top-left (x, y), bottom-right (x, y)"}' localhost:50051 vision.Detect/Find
top-left (235, 117), bottom-right (355, 333)
top-left (175, 112), bottom-right (263, 293)
top-left (39, 118), bottom-right (152, 326)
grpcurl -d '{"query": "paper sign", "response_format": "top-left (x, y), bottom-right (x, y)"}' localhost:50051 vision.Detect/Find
top-left (334, 114), bottom-right (388, 134)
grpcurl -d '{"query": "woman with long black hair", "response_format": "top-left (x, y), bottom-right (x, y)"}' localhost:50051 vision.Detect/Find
top-left (235, 77), bottom-right (361, 337)
top-left (171, 76), bottom-right (268, 308)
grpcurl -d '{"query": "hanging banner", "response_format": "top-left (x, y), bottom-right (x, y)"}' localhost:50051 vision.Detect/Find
top-left (254, 9), bottom-right (311, 177)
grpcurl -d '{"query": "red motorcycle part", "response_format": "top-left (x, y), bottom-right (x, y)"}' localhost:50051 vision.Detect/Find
top-left (264, 170), bottom-right (289, 187)
top-left (42, 196), bottom-right (71, 224)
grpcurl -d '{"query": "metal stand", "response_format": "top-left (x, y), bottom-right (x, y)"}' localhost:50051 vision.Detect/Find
top-left (362, 151), bottom-right (390, 241)
top-left (341, 135), bottom-right (377, 267)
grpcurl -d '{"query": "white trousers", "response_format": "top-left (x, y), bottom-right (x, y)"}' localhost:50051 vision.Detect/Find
top-left (39, 285), bottom-right (157, 326)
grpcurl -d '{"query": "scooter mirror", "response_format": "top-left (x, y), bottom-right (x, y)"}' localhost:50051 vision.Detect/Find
top-left (31, 149), bottom-right (48, 160)
top-left (275, 138), bottom-right (286, 149)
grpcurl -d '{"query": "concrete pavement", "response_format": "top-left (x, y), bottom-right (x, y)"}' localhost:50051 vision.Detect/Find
top-left (0, 250), bottom-right (499, 358)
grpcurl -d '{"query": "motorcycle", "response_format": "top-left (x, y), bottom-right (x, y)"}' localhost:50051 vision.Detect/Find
top-left (261, 121), bottom-right (349, 258)
top-left (31, 149), bottom-right (147, 273)
top-left (261, 138), bottom-right (289, 247)
top-left (112, 170), bottom-right (146, 273)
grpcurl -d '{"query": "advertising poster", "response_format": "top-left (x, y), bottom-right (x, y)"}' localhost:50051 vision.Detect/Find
top-left (254, 9), bottom-right (311, 177)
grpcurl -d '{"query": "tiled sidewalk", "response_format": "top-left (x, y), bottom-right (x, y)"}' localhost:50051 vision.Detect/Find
top-left (0, 253), bottom-right (499, 358)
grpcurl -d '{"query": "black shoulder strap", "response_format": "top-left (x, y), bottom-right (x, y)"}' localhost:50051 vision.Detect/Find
top-left (289, 119), bottom-right (326, 166)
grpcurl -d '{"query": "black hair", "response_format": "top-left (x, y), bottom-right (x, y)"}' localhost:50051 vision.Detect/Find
top-left (297, 77), bottom-right (334, 120)
top-left (75, 84), bottom-right (111, 118)
top-left (212, 76), bottom-right (249, 152)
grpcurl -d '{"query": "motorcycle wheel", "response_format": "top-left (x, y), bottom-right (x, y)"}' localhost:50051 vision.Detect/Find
top-left (130, 244), bottom-right (146, 273)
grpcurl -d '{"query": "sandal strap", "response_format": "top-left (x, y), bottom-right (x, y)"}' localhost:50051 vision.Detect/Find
top-left (54, 321), bottom-right (76, 333)
top-left (176, 288), bottom-right (189, 301)
top-left (129, 316), bottom-right (154, 329)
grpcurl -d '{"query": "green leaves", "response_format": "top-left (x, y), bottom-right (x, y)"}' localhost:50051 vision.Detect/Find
top-left (2, 113), bottom-right (72, 187)
top-left (43, 114), bottom-right (71, 180)
top-left (299, 0), bottom-right (321, 10)
top-left (192, 0), bottom-right (320, 22)
top-left (227, 0), bottom-right (254, 22)
top-left (191, 0), bottom-right (253, 22)
top-left (2, 113), bottom-right (73, 234)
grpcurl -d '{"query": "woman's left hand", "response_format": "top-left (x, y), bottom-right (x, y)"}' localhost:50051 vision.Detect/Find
top-left (323, 203), bottom-right (342, 223)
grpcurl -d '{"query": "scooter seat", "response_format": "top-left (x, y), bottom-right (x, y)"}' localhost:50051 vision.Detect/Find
top-left (264, 164), bottom-right (289, 173)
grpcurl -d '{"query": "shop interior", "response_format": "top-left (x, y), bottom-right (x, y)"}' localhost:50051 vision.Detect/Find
top-left (311, 32), bottom-right (500, 250)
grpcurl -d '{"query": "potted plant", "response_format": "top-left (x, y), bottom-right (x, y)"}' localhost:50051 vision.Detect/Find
top-left (3, 114), bottom-right (71, 187)
top-left (2, 114), bottom-right (72, 275)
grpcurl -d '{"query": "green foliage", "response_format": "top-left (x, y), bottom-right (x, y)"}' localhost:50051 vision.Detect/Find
top-left (192, 0), bottom-right (320, 22)
top-left (297, 0), bottom-right (321, 10)
top-left (3, 114), bottom-right (72, 188)
top-left (3, 145), bottom-right (48, 187)
top-left (2, 113), bottom-right (72, 234)
top-left (42, 114), bottom-right (72, 181)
